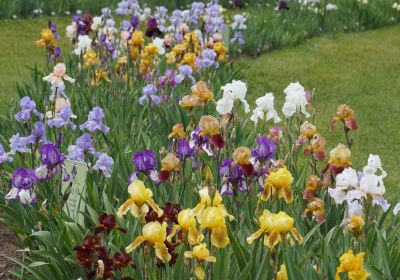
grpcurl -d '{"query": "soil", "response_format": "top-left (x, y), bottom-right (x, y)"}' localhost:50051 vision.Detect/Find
top-left (0, 222), bottom-right (19, 280)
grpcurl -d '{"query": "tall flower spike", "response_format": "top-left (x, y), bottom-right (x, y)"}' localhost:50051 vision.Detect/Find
top-left (117, 180), bottom-right (163, 219)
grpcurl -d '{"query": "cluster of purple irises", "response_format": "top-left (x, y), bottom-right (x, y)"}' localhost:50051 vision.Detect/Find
top-left (220, 136), bottom-right (277, 195)
top-left (127, 123), bottom-right (277, 196)
top-left (1, 97), bottom-right (114, 204)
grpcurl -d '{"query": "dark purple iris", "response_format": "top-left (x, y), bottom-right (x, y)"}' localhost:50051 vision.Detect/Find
top-left (132, 150), bottom-right (157, 172)
top-left (145, 18), bottom-right (162, 38)
top-left (39, 143), bottom-right (65, 166)
top-left (11, 167), bottom-right (37, 189)
top-left (251, 136), bottom-right (276, 162)
top-left (234, 0), bottom-right (244, 8)
top-left (278, 0), bottom-right (289, 10)
top-left (176, 139), bottom-right (195, 159)
top-left (147, 18), bottom-right (158, 30)
top-left (130, 16), bottom-right (140, 28)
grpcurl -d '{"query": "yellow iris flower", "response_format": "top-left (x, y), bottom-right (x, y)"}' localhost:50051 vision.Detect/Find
top-left (184, 243), bottom-right (216, 280)
top-left (247, 210), bottom-right (302, 249)
top-left (335, 250), bottom-right (369, 280)
top-left (126, 221), bottom-right (171, 263)
top-left (260, 167), bottom-right (294, 203)
top-left (117, 180), bottom-right (163, 219)
top-left (193, 187), bottom-right (234, 248)
top-left (167, 209), bottom-right (204, 245)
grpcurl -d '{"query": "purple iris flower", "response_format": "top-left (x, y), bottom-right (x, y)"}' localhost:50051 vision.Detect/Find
top-left (129, 149), bottom-right (159, 184)
top-left (48, 22), bottom-right (60, 40)
top-left (0, 144), bottom-right (13, 164)
top-left (176, 139), bottom-right (195, 159)
top-left (39, 143), bottom-right (65, 167)
top-left (139, 84), bottom-right (161, 105)
top-left (145, 18), bottom-right (162, 37)
top-left (175, 65), bottom-right (195, 84)
top-left (219, 158), bottom-right (247, 195)
top-left (5, 167), bottom-right (37, 204)
top-left (11, 167), bottom-right (36, 189)
top-left (47, 106), bottom-right (76, 130)
top-left (251, 136), bottom-right (276, 162)
top-left (93, 153), bottom-right (114, 178)
top-left (80, 107), bottom-right (110, 134)
top-left (130, 16), bottom-right (140, 28)
top-left (15, 96), bottom-right (43, 122)
top-left (132, 150), bottom-right (157, 172)
top-left (278, 0), bottom-right (289, 10)
top-left (9, 133), bottom-right (35, 154)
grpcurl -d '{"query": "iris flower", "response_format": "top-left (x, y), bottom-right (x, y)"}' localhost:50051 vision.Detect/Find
top-left (246, 210), bottom-right (302, 249)
top-left (335, 250), bottom-right (369, 280)
top-left (260, 167), bottom-right (294, 203)
top-left (126, 221), bottom-right (171, 263)
top-left (43, 63), bottom-right (75, 87)
top-left (184, 243), bottom-right (216, 280)
top-left (167, 209), bottom-right (204, 245)
top-left (193, 187), bottom-right (234, 248)
top-left (117, 180), bottom-right (163, 219)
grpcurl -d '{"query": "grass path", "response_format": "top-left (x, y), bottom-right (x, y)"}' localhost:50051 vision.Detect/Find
top-left (0, 19), bottom-right (399, 198)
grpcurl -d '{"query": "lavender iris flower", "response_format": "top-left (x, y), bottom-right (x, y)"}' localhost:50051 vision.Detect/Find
top-left (231, 31), bottom-right (245, 46)
top-left (9, 133), bottom-right (35, 154)
top-left (80, 107), bottom-right (110, 134)
top-left (251, 136), bottom-right (276, 162)
top-left (201, 49), bottom-right (217, 68)
top-left (14, 96), bottom-right (43, 122)
top-left (175, 65), bottom-right (195, 84)
top-left (0, 144), bottom-right (13, 164)
top-left (47, 106), bottom-right (77, 130)
top-left (5, 167), bottom-right (37, 204)
top-left (93, 153), bottom-right (114, 177)
top-left (32, 121), bottom-right (46, 142)
top-left (139, 84), bottom-right (161, 105)
top-left (101, 7), bottom-right (112, 18)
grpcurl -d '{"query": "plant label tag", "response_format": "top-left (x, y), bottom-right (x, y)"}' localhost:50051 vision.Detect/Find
top-left (61, 159), bottom-right (88, 226)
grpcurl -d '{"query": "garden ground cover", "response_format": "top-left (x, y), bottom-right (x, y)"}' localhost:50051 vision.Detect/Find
top-left (1, 19), bottom-right (399, 199)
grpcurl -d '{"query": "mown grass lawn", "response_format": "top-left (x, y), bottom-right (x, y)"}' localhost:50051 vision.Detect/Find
top-left (0, 19), bottom-right (399, 198)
